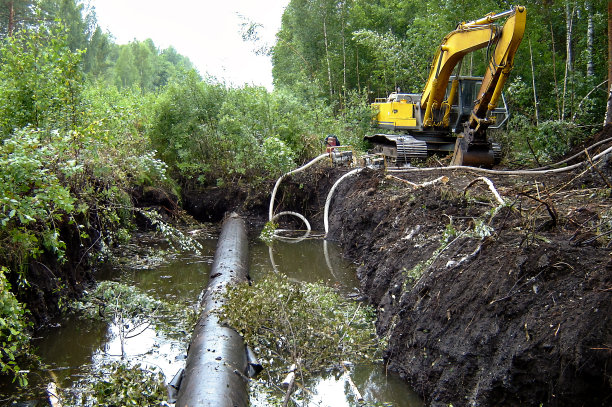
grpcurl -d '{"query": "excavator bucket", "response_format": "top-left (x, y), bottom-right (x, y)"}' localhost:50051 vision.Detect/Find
top-left (451, 135), bottom-right (500, 167)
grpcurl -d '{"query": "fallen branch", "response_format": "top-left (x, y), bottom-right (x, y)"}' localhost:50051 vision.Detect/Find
top-left (464, 177), bottom-right (505, 206)
top-left (386, 175), bottom-right (449, 189)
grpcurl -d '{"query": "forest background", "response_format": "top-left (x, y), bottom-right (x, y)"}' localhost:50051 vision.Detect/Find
top-left (0, 0), bottom-right (609, 385)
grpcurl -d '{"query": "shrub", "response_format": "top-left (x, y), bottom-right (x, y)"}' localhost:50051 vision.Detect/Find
top-left (220, 274), bottom-right (382, 380)
top-left (90, 362), bottom-right (166, 406)
top-left (0, 267), bottom-right (31, 386)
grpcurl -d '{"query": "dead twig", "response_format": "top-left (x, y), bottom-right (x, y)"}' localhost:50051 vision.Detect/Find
top-left (386, 175), bottom-right (449, 189)
top-left (519, 192), bottom-right (558, 227)
top-left (585, 148), bottom-right (612, 189)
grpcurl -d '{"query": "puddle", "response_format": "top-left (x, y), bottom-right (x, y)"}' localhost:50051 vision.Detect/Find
top-left (3, 232), bottom-right (421, 406)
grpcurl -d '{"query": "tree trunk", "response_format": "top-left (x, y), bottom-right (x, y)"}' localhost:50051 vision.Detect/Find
top-left (586, 0), bottom-right (594, 77)
top-left (356, 46), bottom-right (361, 93)
top-left (550, 20), bottom-right (561, 120)
top-left (8, 0), bottom-right (14, 37)
top-left (323, 15), bottom-right (333, 100)
top-left (341, 0), bottom-right (347, 106)
top-left (562, 1), bottom-right (575, 121)
top-left (529, 38), bottom-right (540, 126)
top-left (606, 0), bottom-right (612, 124)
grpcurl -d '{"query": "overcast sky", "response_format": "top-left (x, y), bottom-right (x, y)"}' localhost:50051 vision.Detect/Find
top-left (89, 0), bottom-right (289, 89)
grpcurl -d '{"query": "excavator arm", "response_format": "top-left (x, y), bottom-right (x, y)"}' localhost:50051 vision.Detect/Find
top-left (450, 6), bottom-right (526, 165)
top-left (421, 6), bottom-right (525, 130)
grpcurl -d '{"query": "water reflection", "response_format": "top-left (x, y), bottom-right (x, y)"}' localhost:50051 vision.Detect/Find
top-left (4, 232), bottom-right (421, 406)
top-left (297, 365), bottom-right (422, 407)
top-left (1, 236), bottom-right (217, 404)
top-left (249, 238), bottom-right (422, 407)
top-left (249, 239), bottom-right (360, 295)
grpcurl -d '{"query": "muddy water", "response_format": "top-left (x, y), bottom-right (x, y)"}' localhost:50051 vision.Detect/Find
top-left (6, 234), bottom-right (420, 406)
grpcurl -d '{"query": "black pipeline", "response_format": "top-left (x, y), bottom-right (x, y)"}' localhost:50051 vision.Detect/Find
top-left (176, 213), bottom-right (252, 407)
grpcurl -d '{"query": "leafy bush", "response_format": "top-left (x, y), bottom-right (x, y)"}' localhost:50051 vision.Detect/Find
top-left (220, 273), bottom-right (382, 380)
top-left (0, 129), bottom-right (79, 270)
top-left (0, 21), bottom-right (172, 279)
top-left (533, 120), bottom-right (584, 160)
top-left (0, 23), bottom-right (84, 139)
top-left (0, 267), bottom-right (31, 386)
top-left (90, 362), bottom-right (166, 406)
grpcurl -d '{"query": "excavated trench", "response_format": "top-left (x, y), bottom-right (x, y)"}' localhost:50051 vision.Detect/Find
top-left (234, 134), bottom-right (612, 406)
top-left (9, 129), bottom-right (611, 405)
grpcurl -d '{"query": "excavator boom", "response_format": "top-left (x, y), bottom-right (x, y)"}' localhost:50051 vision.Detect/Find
top-left (367, 6), bottom-right (526, 168)
top-left (450, 6), bottom-right (526, 165)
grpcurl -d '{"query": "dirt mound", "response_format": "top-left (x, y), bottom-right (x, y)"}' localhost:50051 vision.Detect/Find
top-left (325, 166), bottom-right (611, 406)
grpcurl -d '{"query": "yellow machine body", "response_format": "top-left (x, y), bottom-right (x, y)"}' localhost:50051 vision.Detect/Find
top-left (366, 6), bottom-right (527, 167)
top-left (374, 95), bottom-right (418, 130)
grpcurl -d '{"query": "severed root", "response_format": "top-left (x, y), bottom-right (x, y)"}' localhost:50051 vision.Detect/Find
top-left (387, 175), bottom-right (449, 190)
top-left (464, 176), bottom-right (505, 206)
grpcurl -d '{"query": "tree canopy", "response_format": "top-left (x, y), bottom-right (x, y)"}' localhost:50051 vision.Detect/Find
top-left (272, 0), bottom-right (609, 137)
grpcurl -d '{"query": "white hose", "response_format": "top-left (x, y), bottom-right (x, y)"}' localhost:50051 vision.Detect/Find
top-left (271, 211), bottom-right (311, 242)
top-left (386, 145), bottom-right (612, 176)
top-left (269, 153), bottom-right (330, 221)
top-left (324, 168), bottom-right (364, 235)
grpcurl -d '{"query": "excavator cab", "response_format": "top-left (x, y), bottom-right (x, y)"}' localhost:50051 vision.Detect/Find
top-left (446, 76), bottom-right (509, 134)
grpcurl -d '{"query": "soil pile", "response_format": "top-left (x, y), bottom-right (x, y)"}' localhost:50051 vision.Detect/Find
top-left (320, 158), bottom-right (611, 405)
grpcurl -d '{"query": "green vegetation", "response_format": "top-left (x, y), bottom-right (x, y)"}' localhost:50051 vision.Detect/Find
top-left (90, 362), bottom-right (166, 406)
top-left (0, 1), bottom-right (179, 386)
top-left (148, 75), bottom-right (370, 186)
top-left (73, 281), bottom-right (196, 341)
top-left (0, 0), bottom-right (609, 393)
top-left (220, 274), bottom-right (382, 386)
top-left (274, 0), bottom-right (609, 162)
top-left (63, 362), bottom-right (167, 406)
top-left (0, 267), bottom-right (30, 386)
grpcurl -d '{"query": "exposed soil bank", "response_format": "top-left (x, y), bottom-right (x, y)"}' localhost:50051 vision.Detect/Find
top-left (179, 144), bottom-right (612, 405)
top-left (322, 163), bottom-right (612, 406)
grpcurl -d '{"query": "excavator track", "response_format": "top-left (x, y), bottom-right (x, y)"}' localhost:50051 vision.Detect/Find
top-left (368, 134), bottom-right (427, 165)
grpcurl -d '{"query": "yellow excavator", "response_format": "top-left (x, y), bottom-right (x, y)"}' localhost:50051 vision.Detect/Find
top-left (365, 5), bottom-right (526, 167)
